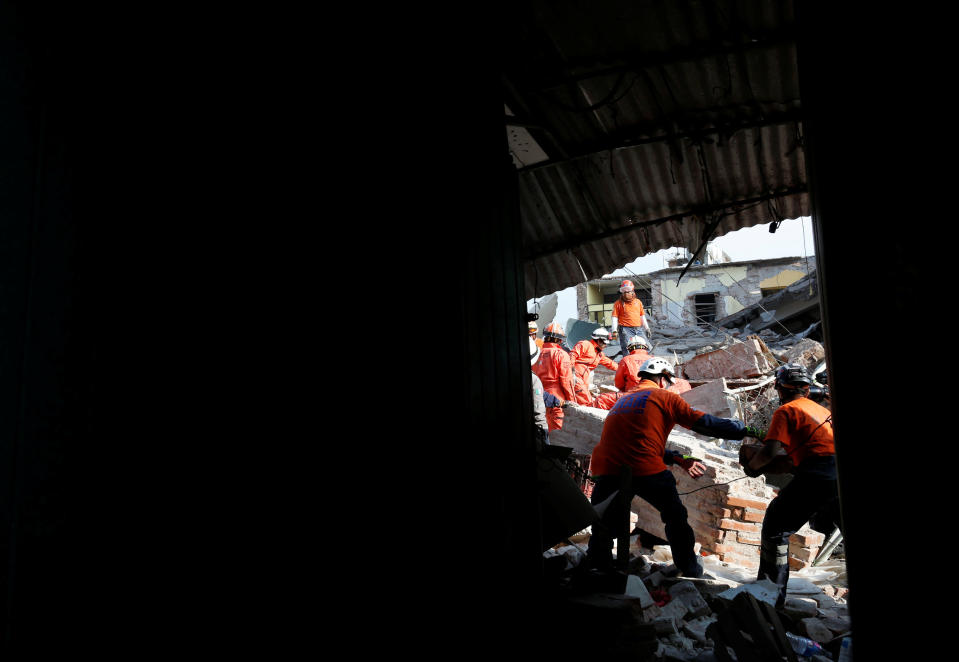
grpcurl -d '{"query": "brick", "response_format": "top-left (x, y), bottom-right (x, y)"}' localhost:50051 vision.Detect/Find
top-left (789, 544), bottom-right (820, 562)
top-left (736, 530), bottom-right (762, 545)
top-left (790, 531), bottom-right (825, 547)
top-left (718, 518), bottom-right (761, 533)
top-left (731, 507), bottom-right (744, 518)
top-left (720, 550), bottom-right (760, 569)
top-left (742, 508), bottom-right (765, 523)
top-left (788, 556), bottom-right (809, 571)
top-left (708, 507), bottom-right (733, 519)
top-left (724, 496), bottom-right (770, 510)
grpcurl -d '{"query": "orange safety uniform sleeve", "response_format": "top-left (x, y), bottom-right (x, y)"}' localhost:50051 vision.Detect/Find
top-left (765, 398), bottom-right (835, 467)
top-left (589, 381), bottom-right (706, 478)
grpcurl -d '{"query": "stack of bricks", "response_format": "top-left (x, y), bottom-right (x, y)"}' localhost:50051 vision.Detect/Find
top-left (631, 478), bottom-right (827, 571)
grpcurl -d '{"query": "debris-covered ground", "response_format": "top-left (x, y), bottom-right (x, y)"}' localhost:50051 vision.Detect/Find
top-left (542, 537), bottom-right (849, 661)
top-left (539, 320), bottom-right (849, 659)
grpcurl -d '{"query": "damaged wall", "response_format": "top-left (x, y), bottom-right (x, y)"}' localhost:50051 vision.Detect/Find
top-left (649, 257), bottom-right (816, 329)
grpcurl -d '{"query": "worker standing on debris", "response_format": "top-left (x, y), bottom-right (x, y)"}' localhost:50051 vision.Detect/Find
top-left (610, 279), bottom-right (651, 358)
top-left (532, 322), bottom-right (575, 431)
top-left (741, 363), bottom-right (842, 609)
top-left (614, 335), bottom-right (652, 392)
top-left (529, 338), bottom-right (564, 445)
top-left (587, 357), bottom-right (764, 577)
top-left (570, 328), bottom-right (619, 405)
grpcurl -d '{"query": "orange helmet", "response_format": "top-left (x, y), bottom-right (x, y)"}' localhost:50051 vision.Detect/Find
top-left (543, 322), bottom-right (565, 341)
top-left (619, 280), bottom-right (635, 293)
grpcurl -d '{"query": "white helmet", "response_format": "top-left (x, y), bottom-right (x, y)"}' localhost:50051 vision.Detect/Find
top-left (591, 328), bottom-right (610, 343)
top-left (639, 357), bottom-right (676, 383)
top-left (626, 335), bottom-right (650, 351)
top-left (529, 337), bottom-right (540, 365)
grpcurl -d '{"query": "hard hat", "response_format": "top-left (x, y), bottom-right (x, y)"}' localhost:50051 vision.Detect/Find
top-left (591, 328), bottom-right (610, 343)
top-left (619, 280), bottom-right (635, 293)
top-left (626, 335), bottom-right (650, 351)
top-left (774, 363), bottom-right (813, 390)
top-left (639, 357), bottom-right (676, 382)
top-left (528, 320), bottom-right (538, 333)
top-left (544, 321), bottom-right (565, 340)
top-left (529, 337), bottom-right (540, 365)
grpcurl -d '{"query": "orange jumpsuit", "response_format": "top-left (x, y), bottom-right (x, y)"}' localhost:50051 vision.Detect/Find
top-left (570, 339), bottom-right (619, 405)
top-left (614, 349), bottom-right (651, 392)
top-left (531, 342), bottom-right (575, 431)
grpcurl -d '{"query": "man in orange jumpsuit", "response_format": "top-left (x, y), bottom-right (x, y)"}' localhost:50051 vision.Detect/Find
top-left (587, 357), bottom-right (764, 576)
top-left (570, 328), bottom-right (619, 405)
top-left (741, 363), bottom-right (842, 608)
top-left (614, 335), bottom-right (652, 393)
top-left (610, 279), bottom-right (651, 359)
top-left (531, 322), bottom-right (575, 431)
top-left (613, 335), bottom-right (691, 397)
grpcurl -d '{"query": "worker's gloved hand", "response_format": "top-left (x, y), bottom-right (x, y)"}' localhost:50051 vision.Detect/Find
top-left (744, 426), bottom-right (766, 440)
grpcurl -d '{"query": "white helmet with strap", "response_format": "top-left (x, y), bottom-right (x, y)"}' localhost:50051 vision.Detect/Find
top-left (591, 328), bottom-right (610, 343)
top-left (639, 357), bottom-right (676, 383)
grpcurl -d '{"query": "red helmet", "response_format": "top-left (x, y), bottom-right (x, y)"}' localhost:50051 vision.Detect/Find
top-left (619, 280), bottom-right (635, 293)
top-left (543, 322), bottom-right (565, 340)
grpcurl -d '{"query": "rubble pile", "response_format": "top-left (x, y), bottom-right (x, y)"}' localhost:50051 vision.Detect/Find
top-left (543, 540), bottom-right (850, 661)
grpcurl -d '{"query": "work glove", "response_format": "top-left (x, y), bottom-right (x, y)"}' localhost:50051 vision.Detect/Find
top-left (744, 426), bottom-right (766, 440)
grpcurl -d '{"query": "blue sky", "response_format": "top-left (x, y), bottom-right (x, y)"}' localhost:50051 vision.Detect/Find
top-left (540, 216), bottom-right (815, 328)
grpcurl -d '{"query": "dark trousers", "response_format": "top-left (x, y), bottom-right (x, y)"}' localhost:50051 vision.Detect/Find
top-left (587, 470), bottom-right (699, 574)
top-left (758, 459), bottom-right (841, 608)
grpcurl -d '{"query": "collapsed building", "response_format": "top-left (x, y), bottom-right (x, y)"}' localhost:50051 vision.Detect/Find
top-left (537, 310), bottom-right (844, 659)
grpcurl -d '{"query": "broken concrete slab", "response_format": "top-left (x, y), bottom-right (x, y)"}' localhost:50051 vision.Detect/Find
top-left (782, 337), bottom-right (825, 371)
top-left (679, 378), bottom-right (740, 419)
top-left (668, 580), bottom-right (711, 619)
top-left (716, 578), bottom-right (780, 606)
top-left (783, 596), bottom-right (819, 620)
top-left (680, 337), bottom-right (777, 380)
top-left (546, 403), bottom-right (607, 454)
top-left (625, 574), bottom-right (656, 609)
top-left (799, 616), bottom-right (835, 643)
top-left (681, 615), bottom-right (717, 645)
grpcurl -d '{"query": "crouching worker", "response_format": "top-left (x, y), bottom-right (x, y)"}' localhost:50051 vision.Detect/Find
top-left (741, 363), bottom-right (842, 609)
top-left (587, 358), bottom-right (764, 577)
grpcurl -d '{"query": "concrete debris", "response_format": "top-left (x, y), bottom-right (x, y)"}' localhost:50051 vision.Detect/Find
top-left (544, 544), bottom-right (850, 661)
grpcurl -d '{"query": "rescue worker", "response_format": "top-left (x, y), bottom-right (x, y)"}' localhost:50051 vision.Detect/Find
top-left (528, 320), bottom-right (543, 349)
top-left (570, 328), bottom-right (619, 406)
top-left (613, 335), bottom-right (652, 392)
top-left (587, 357), bottom-right (764, 577)
top-left (530, 337), bottom-right (564, 445)
top-left (531, 322), bottom-right (575, 431)
top-left (741, 363), bottom-right (842, 609)
top-left (610, 280), bottom-right (651, 358)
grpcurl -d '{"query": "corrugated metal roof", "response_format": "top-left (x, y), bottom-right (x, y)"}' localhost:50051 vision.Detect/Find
top-left (505, 0), bottom-right (809, 298)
